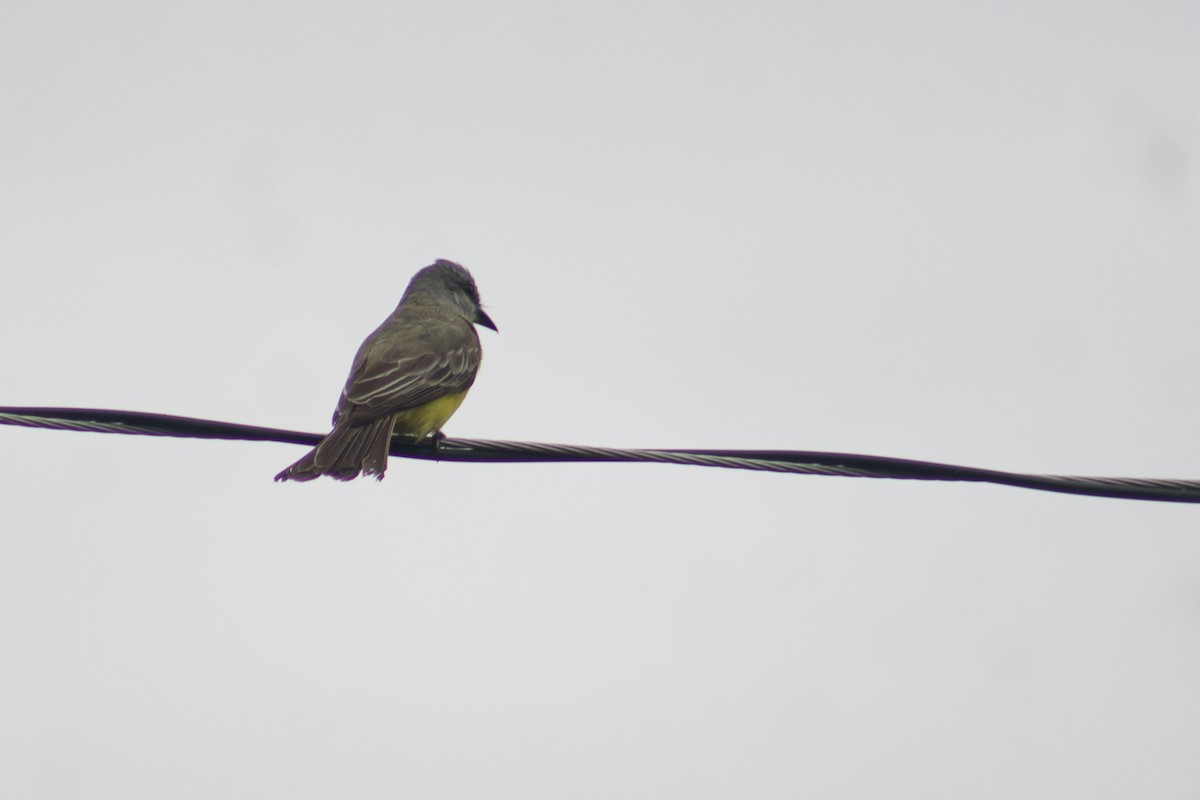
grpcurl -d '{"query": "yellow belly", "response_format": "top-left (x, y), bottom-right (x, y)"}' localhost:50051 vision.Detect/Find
top-left (392, 391), bottom-right (469, 440)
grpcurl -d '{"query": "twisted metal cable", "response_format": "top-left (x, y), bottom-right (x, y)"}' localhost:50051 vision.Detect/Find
top-left (2, 406), bottom-right (1198, 504)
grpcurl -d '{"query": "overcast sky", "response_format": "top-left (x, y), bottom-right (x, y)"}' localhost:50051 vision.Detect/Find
top-left (2, 1), bottom-right (1199, 797)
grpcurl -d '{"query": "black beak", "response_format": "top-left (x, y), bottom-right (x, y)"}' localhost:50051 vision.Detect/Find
top-left (475, 308), bottom-right (498, 332)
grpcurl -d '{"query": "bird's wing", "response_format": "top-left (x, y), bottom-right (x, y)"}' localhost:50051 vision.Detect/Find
top-left (334, 327), bottom-right (481, 426)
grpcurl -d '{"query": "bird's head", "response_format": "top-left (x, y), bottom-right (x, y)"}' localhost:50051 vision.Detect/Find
top-left (405, 259), bottom-right (498, 331)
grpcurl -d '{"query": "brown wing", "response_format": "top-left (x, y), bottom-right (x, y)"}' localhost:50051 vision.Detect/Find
top-left (333, 319), bottom-right (481, 427)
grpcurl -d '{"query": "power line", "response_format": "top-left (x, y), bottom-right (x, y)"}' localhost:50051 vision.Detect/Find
top-left (2, 406), bottom-right (1198, 504)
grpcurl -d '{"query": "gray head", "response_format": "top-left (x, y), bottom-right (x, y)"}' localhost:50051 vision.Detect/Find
top-left (402, 259), bottom-right (497, 331)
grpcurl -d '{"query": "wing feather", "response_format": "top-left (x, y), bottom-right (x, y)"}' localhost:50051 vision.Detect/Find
top-left (333, 319), bottom-right (481, 427)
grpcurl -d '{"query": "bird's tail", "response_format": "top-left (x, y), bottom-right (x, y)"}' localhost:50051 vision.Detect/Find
top-left (274, 415), bottom-right (397, 482)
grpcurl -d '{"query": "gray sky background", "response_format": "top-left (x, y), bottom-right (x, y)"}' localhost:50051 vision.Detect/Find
top-left (2, 1), bottom-right (1199, 797)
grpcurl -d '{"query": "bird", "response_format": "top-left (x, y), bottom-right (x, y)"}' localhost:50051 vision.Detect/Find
top-left (275, 259), bottom-right (496, 482)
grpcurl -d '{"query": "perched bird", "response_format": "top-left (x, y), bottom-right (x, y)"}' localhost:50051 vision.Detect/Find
top-left (275, 259), bottom-right (496, 482)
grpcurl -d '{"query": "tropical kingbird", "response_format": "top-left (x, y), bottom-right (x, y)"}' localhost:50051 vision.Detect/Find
top-left (275, 259), bottom-right (496, 482)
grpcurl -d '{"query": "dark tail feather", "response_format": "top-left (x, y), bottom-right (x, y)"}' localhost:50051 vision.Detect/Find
top-left (274, 415), bottom-right (397, 482)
